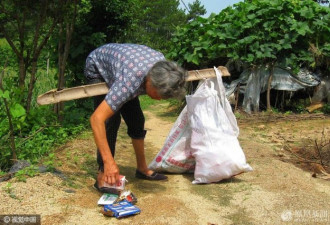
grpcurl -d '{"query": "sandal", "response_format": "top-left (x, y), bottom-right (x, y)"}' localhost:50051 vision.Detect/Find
top-left (93, 181), bottom-right (120, 194)
top-left (135, 170), bottom-right (168, 181)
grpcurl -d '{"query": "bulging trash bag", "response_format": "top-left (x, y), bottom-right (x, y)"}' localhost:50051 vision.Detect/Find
top-left (149, 67), bottom-right (252, 182)
top-left (148, 106), bottom-right (195, 173)
top-left (187, 67), bottom-right (252, 184)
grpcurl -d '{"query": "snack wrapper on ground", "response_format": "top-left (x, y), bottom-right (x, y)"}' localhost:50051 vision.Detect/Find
top-left (102, 175), bottom-right (126, 191)
top-left (116, 190), bottom-right (137, 205)
top-left (97, 193), bottom-right (118, 205)
top-left (101, 200), bottom-right (141, 218)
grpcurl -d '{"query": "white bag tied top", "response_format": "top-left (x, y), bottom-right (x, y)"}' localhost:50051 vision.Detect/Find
top-left (149, 66), bottom-right (252, 183)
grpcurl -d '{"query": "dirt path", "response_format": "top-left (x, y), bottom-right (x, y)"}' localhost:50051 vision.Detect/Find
top-left (1, 106), bottom-right (330, 225)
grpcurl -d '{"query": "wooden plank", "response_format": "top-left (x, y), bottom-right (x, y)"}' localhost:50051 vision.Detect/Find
top-left (306, 102), bottom-right (325, 113)
top-left (186, 66), bottom-right (229, 81)
top-left (37, 66), bottom-right (230, 105)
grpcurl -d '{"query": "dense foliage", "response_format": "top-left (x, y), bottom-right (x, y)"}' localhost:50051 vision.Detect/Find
top-left (1, 0), bottom-right (327, 171)
top-left (0, 0), bottom-right (203, 171)
top-left (63, 0), bottom-right (197, 86)
top-left (124, 0), bottom-right (186, 53)
top-left (168, 0), bottom-right (330, 73)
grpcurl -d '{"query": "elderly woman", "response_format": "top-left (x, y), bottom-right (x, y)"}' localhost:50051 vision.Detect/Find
top-left (84, 43), bottom-right (186, 192)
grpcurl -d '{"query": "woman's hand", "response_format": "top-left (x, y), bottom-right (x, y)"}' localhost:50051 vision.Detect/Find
top-left (103, 160), bottom-right (120, 185)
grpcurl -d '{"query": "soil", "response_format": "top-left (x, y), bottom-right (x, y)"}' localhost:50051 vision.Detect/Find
top-left (1, 103), bottom-right (330, 225)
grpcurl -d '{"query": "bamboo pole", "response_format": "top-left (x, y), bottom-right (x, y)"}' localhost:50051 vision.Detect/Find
top-left (37, 66), bottom-right (230, 105)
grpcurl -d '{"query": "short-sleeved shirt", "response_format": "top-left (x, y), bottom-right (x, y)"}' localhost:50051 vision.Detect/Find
top-left (84, 43), bottom-right (165, 112)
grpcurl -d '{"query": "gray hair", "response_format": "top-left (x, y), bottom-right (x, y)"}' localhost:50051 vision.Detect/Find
top-left (147, 61), bottom-right (187, 99)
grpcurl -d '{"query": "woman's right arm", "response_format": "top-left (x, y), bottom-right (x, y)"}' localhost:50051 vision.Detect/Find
top-left (90, 100), bottom-right (120, 185)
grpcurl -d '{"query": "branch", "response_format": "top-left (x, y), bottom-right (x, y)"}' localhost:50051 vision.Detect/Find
top-left (32, 18), bottom-right (58, 62)
top-left (31, 0), bottom-right (48, 61)
top-left (0, 60), bottom-right (17, 161)
top-left (62, 1), bottom-right (77, 67)
top-left (16, 126), bottom-right (46, 147)
top-left (0, 60), bottom-right (7, 87)
top-left (0, 2), bottom-right (22, 57)
top-left (18, 8), bottom-right (26, 57)
top-left (0, 26), bottom-right (22, 59)
top-left (315, 139), bottom-right (324, 166)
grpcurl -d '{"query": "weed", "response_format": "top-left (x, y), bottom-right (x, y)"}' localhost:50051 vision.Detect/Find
top-left (2, 182), bottom-right (18, 199)
top-left (322, 103), bottom-right (330, 114)
top-left (0, 64), bottom-right (89, 171)
top-left (81, 154), bottom-right (96, 177)
top-left (43, 153), bottom-right (56, 172)
top-left (191, 183), bottom-right (233, 207)
top-left (139, 95), bottom-right (181, 122)
top-left (139, 95), bottom-right (166, 110)
top-left (73, 155), bottom-right (79, 165)
top-left (284, 111), bottom-right (292, 115)
top-left (225, 207), bottom-right (254, 225)
top-left (2, 182), bottom-right (13, 193)
top-left (234, 112), bottom-right (244, 119)
top-left (271, 108), bottom-right (280, 113)
top-left (14, 165), bottom-right (39, 182)
top-left (260, 132), bottom-right (268, 138)
top-left (233, 182), bottom-right (253, 193)
top-left (66, 151), bottom-right (71, 160)
top-left (62, 176), bottom-right (82, 189)
top-left (251, 133), bottom-right (258, 138)
top-left (79, 131), bottom-right (92, 140)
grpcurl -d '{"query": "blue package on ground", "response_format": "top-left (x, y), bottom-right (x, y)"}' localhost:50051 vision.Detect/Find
top-left (102, 200), bottom-right (141, 218)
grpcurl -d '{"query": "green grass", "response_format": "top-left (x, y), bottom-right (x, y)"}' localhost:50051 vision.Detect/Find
top-left (81, 155), bottom-right (97, 178)
top-left (191, 182), bottom-right (234, 207)
top-left (139, 95), bottom-right (183, 123)
top-left (139, 95), bottom-right (167, 110)
top-left (1, 36), bottom-right (58, 108)
top-left (32, 68), bottom-right (57, 108)
top-left (2, 182), bottom-right (20, 200)
top-left (225, 207), bottom-right (254, 225)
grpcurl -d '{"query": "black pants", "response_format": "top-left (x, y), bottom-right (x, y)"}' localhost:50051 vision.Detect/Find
top-left (92, 83), bottom-right (146, 172)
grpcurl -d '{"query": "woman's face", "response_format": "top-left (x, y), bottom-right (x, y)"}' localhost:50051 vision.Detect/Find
top-left (145, 77), bottom-right (162, 100)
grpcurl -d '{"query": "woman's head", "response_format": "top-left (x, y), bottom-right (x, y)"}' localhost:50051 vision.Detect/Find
top-left (146, 61), bottom-right (187, 100)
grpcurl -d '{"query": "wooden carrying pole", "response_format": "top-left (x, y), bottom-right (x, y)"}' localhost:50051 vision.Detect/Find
top-left (37, 66), bottom-right (230, 105)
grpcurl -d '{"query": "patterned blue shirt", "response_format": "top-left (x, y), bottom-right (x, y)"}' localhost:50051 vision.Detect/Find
top-left (85, 43), bottom-right (165, 112)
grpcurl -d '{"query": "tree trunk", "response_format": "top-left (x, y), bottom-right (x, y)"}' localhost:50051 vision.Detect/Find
top-left (18, 57), bottom-right (27, 89)
top-left (253, 66), bottom-right (259, 113)
top-left (234, 84), bottom-right (240, 112)
top-left (55, 0), bottom-right (77, 121)
top-left (267, 64), bottom-right (274, 111)
top-left (54, 20), bottom-right (64, 119)
top-left (26, 61), bottom-right (38, 113)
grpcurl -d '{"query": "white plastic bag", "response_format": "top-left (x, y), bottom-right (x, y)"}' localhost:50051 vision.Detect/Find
top-left (149, 67), bottom-right (252, 181)
top-left (187, 67), bottom-right (252, 184)
top-left (148, 106), bottom-right (195, 173)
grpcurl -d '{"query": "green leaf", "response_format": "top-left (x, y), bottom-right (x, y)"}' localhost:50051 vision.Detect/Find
top-left (247, 54), bottom-right (254, 62)
top-left (0, 90), bottom-right (10, 99)
top-left (299, 7), bottom-right (314, 19)
top-left (282, 42), bottom-right (292, 49)
top-left (191, 55), bottom-right (199, 65)
top-left (247, 14), bottom-right (256, 20)
top-left (206, 30), bottom-right (215, 36)
top-left (191, 41), bottom-right (200, 47)
top-left (243, 21), bottom-right (253, 29)
top-left (256, 51), bottom-right (263, 59)
top-left (291, 21), bottom-right (311, 36)
top-left (10, 103), bottom-right (26, 118)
